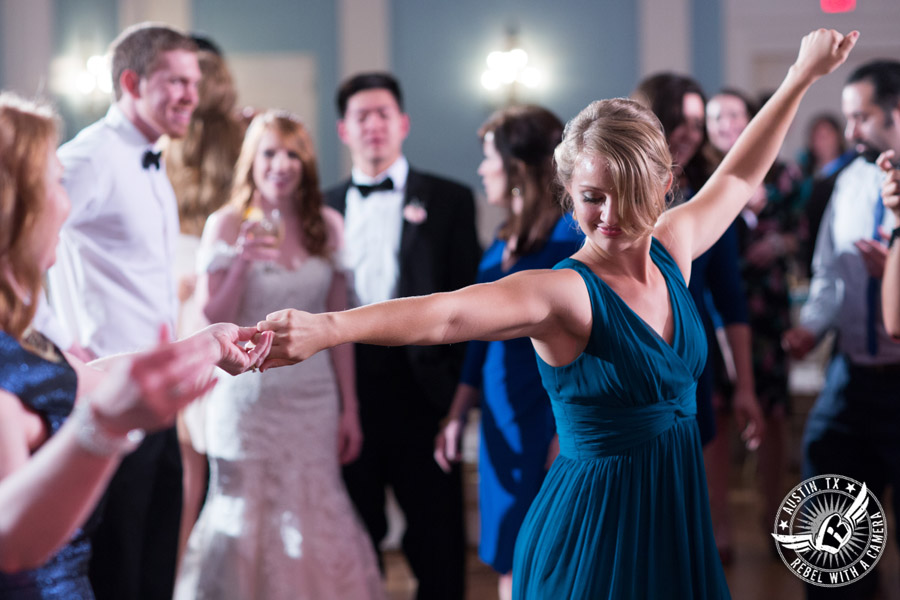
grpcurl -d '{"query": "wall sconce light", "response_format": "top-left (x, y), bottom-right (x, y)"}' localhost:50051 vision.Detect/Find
top-left (51, 53), bottom-right (112, 101)
top-left (481, 29), bottom-right (542, 105)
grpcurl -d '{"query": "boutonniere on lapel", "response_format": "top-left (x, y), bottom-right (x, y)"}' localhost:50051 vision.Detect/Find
top-left (403, 197), bottom-right (427, 225)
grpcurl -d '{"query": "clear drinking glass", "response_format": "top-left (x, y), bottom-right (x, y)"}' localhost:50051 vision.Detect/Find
top-left (244, 207), bottom-right (284, 271)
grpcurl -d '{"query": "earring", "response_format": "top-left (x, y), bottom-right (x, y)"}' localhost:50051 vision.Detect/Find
top-left (511, 187), bottom-right (522, 197)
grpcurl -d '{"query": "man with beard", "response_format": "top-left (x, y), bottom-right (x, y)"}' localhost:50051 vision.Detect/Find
top-left (783, 59), bottom-right (900, 600)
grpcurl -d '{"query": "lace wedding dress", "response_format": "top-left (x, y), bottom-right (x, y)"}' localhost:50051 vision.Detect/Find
top-left (175, 252), bottom-right (384, 600)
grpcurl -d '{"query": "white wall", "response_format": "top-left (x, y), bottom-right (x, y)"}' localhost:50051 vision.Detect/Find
top-left (1, 0), bottom-right (53, 97)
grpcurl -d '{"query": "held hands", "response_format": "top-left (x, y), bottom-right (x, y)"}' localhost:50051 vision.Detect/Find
top-left (198, 322), bottom-right (273, 375)
top-left (791, 29), bottom-right (858, 85)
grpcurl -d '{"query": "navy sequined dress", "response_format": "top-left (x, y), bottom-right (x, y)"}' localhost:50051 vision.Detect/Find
top-left (0, 330), bottom-right (97, 599)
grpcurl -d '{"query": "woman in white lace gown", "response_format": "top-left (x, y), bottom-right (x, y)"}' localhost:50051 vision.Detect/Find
top-left (175, 110), bottom-right (384, 600)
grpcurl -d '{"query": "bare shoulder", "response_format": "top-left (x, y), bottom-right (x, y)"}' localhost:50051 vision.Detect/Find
top-left (203, 205), bottom-right (243, 245)
top-left (504, 267), bottom-right (593, 366)
top-left (502, 267), bottom-right (592, 332)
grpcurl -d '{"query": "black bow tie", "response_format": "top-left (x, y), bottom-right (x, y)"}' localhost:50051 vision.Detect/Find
top-left (352, 177), bottom-right (394, 198)
top-left (142, 149), bottom-right (162, 170)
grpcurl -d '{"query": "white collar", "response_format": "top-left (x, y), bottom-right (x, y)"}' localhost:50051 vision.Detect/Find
top-left (105, 103), bottom-right (161, 153)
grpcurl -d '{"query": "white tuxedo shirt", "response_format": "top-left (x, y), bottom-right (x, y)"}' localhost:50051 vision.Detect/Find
top-left (47, 104), bottom-right (179, 356)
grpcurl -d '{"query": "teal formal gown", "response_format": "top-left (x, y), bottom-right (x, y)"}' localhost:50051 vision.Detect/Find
top-left (512, 239), bottom-right (731, 599)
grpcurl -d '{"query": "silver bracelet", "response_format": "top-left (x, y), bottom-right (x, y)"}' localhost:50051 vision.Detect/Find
top-left (72, 402), bottom-right (146, 457)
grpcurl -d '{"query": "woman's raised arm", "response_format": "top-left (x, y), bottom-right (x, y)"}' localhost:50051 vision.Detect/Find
top-left (659, 29), bottom-right (858, 261)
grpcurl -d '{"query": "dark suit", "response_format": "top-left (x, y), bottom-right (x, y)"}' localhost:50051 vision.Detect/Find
top-left (326, 167), bottom-right (480, 600)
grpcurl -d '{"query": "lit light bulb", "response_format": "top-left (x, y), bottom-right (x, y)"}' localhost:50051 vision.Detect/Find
top-left (86, 55), bottom-right (107, 76)
top-left (508, 48), bottom-right (529, 71)
top-left (486, 51), bottom-right (505, 71)
top-left (520, 67), bottom-right (540, 88)
top-left (75, 72), bottom-right (96, 95)
top-left (481, 70), bottom-right (501, 90)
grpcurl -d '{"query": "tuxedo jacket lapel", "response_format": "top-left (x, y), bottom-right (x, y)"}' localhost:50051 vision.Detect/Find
top-left (329, 180), bottom-right (351, 215)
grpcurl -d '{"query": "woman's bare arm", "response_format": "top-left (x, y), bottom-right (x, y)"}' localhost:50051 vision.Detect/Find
top-left (0, 393), bottom-right (122, 571)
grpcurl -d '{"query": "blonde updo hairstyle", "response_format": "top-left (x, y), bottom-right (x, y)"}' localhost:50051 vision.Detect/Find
top-left (555, 98), bottom-right (672, 237)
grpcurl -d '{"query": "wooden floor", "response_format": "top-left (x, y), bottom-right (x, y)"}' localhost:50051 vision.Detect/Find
top-left (384, 486), bottom-right (899, 600)
top-left (384, 438), bottom-right (900, 600)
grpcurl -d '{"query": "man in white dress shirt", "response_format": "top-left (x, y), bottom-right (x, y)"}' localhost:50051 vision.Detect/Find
top-left (46, 23), bottom-right (200, 600)
top-left (783, 60), bottom-right (900, 600)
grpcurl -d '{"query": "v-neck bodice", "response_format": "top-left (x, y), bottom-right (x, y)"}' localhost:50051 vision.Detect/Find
top-left (536, 237), bottom-right (707, 458)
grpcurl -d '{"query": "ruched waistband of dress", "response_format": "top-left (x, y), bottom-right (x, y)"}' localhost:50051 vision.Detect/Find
top-left (554, 384), bottom-right (697, 460)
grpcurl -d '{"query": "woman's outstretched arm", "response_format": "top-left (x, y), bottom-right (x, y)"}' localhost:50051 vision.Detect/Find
top-left (258, 268), bottom-right (591, 370)
top-left (658, 29), bottom-right (858, 264)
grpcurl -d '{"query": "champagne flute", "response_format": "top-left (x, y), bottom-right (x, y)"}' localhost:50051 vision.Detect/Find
top-left (243, 207), bottom-right (284, 271)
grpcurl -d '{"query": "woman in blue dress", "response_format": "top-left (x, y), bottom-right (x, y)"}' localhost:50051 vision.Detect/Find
top-left (433, 105), bottom-right (583, 600)
top-left (257, 30), bottom-right (857, 599)
top-left (0, 94), bottom-right (269, 599)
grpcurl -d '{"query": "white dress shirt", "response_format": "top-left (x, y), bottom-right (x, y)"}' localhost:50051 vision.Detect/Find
top-left (800, 156), bottom-right (900, 365)
top-left (47, 104), bottom-right (180, 357)
top-left (343, 156), bottom-right (409, 306)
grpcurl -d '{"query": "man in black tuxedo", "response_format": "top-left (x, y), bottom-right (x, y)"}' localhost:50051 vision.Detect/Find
top-left (325, 72), bottom-right (479, 600)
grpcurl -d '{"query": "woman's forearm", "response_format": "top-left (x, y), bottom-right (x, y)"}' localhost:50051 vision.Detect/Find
top-left (675, 30), bottom-right (858, 260)
top-left (715, 32), bottom-right (857, 200)
top-left (0, 418), bottom-right (120, 571)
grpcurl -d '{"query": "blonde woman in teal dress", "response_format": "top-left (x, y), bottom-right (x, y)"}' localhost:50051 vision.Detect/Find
top-left (255, 30), bottom-right (857, 598)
